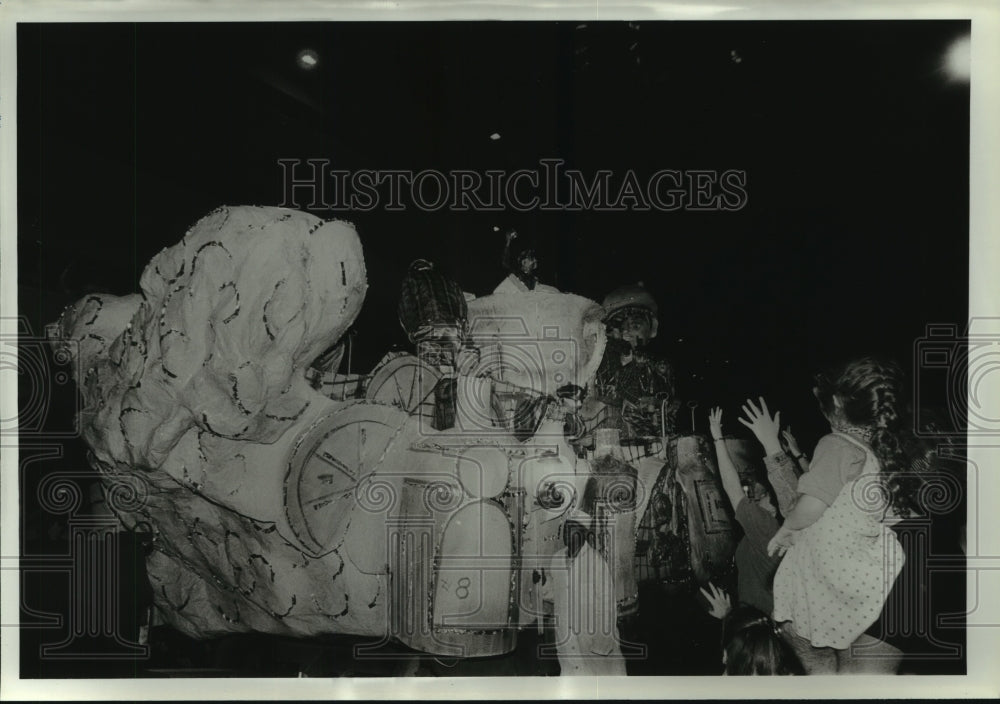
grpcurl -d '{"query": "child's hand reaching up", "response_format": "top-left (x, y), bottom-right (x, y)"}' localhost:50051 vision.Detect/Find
top-left (781, 426), bottom-right (802, 457)
top-left (738, 397), bottom-right (783, 456)
top-left (709, 407), bottom-right (724, 441)
top-left (699, 582), bottom-right (732, 620)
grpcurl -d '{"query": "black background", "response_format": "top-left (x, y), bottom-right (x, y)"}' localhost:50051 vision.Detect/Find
top-left (17, 20), bottom-right (970, 444)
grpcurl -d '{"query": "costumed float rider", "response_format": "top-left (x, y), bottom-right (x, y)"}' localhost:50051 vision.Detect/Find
top-left (491, 228), bottom-right (569, 439)
top-left (493, 228), bottom-right (559, 294)
top-left (589, 283), bottom-right (680, 449)
top-left (397, 258), bottom-right (478, 430)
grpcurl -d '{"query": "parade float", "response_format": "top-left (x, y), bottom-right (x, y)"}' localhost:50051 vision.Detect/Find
top-left (56, 205), bottom-right (734, 662)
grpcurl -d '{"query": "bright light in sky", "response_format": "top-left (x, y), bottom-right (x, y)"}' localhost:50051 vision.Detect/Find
top-left (943, 35), bottom-right (970, 82)
top-left (297, 49), bottom-right (319, 70)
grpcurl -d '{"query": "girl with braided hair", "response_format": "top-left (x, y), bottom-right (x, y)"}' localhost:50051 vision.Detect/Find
top-left (766, 357), bottom-right (929, 674)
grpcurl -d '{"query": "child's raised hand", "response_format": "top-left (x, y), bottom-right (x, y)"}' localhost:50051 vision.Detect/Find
top-left (738, 397), bottom-right (783, 454)
top-left (781, 426), bottom-right (802, 456)
top-left (699, 581), bottom-right (732, 620)
top-left (708, 406), bottom-right (724, 441)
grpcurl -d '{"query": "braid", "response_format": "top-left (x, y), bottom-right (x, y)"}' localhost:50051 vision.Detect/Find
top-left (840, 359), bottom-right (925, 518)
top-left (873, 381), bottom-right (901, 431)
top-left (819, 358), bottom-right (926, 517)
top-left (870, 414), bottom-right (916, 517)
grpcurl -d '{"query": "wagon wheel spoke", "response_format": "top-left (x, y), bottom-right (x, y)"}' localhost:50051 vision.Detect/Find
top-left (393, 374), bottom-right (407, 409)
top-left (407, 365), bottom-right (421, 409)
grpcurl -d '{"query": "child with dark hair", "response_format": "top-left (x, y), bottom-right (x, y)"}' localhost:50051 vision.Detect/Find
top-left (701, 589), bottom-right (805, 675)
top-left (767, 357), bottom-right (930, 674)
top-left (721, 606), bottom-right (805, 676)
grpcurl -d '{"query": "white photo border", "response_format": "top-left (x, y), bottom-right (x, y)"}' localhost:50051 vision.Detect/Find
top-left (1, 0), bottom-right (998, 700)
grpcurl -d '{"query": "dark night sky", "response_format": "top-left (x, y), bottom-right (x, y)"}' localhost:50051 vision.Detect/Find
top-left (17, 20), bottom-right (969, 448)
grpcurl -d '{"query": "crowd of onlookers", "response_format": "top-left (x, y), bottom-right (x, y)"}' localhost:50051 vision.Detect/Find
top-left (697, 357), bottom-right (938, 675)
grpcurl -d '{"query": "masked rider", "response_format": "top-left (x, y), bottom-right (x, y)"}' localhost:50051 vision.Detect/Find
top-left (592, 283), bottom-right (679, 441)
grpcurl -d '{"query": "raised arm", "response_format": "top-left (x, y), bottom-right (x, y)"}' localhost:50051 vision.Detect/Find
top-left (739, 397), bottom-right (797, 514)
top-left (709, 407), bottom-right (746, 510)
top-left (762, 452), bottom-right (800, 517)
top-left (737, 397), bottom-right (783, 456)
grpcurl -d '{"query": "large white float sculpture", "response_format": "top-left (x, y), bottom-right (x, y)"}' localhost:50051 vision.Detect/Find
top-left (56, 206), bottom-right (635, 662)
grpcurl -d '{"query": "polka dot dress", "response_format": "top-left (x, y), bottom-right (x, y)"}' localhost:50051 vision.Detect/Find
top-left (772, 435), bottom-right (905, 649)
